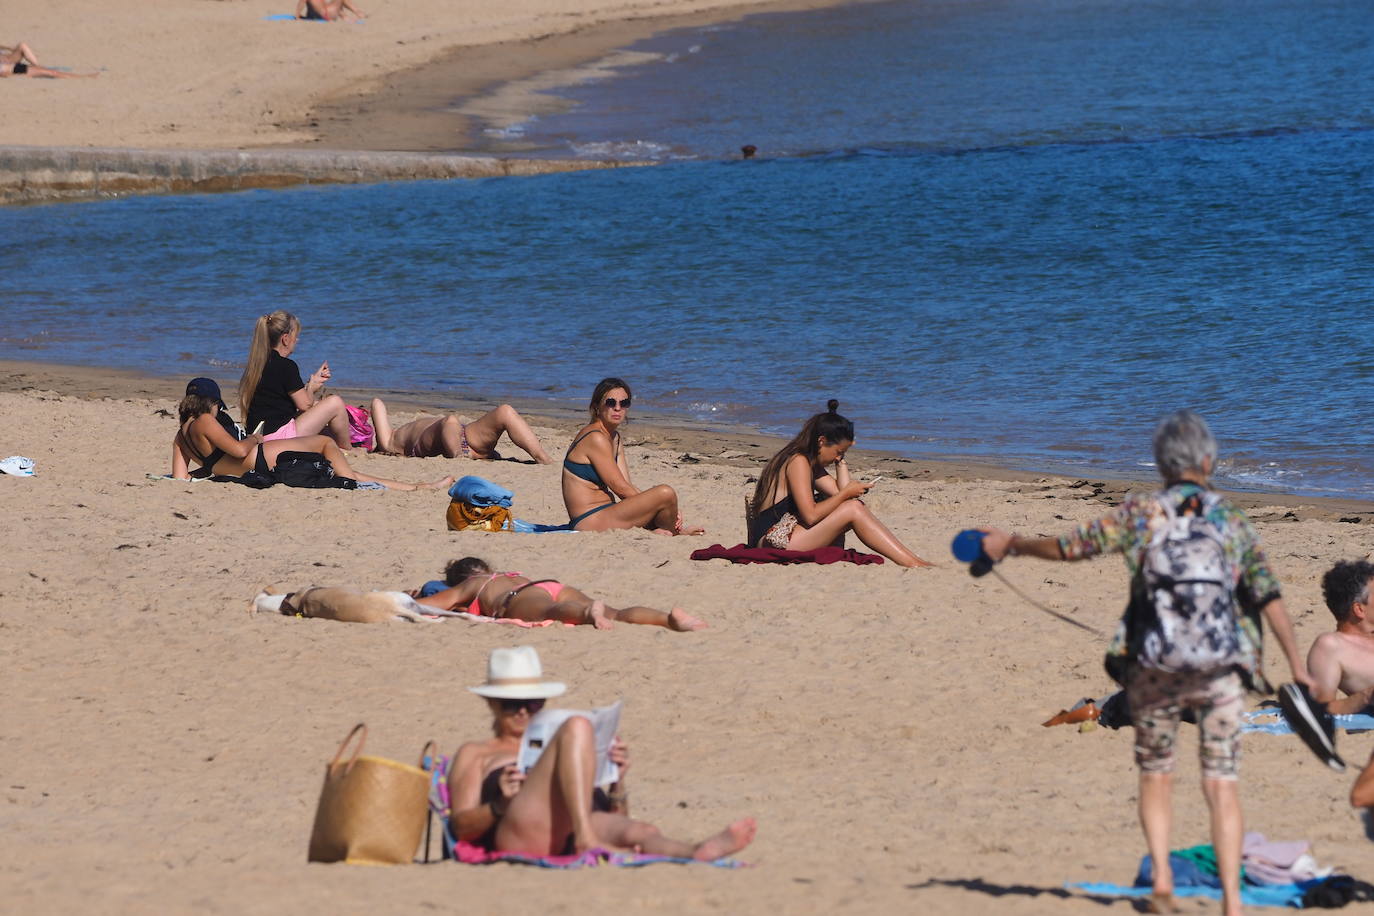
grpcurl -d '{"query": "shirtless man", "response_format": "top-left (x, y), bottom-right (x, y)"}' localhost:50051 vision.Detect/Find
top-left (1307, 560), bottom-right (1374, 715)
top-left (367, 398), bottom-right (552, 464)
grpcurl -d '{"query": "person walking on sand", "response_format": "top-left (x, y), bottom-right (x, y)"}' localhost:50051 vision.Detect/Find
top-left (448, 646), bottom-right (756, 859)
top-left (561, 377), bottom-right (704, 535)
top-left (974, 409), bottom-right (1310, 916)
top-left (748, 400), bottom-right (930, 567)
top-left (414, 556), bottom-right (706, 631)
top-left (1, 42), bottom-right (96, 78)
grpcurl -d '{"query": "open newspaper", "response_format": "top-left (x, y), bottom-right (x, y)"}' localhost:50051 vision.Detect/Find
top-left (517, 700), bottom-right (622, 787)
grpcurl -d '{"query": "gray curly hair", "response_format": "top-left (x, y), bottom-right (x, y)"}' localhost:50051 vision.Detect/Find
top-left (1152, 409), bottom-right (1218, 481)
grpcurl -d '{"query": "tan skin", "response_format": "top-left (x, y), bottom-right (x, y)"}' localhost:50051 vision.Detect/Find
top-left (979, 459), bottom-right (1311, 916)
top-left (448, 699), bottom-right (756, 858)
top-left (368, 398), bottom-right (553, 464)
top-left (171, 407), bottom-right (453, 491)
top-left (0, 42), bottom-right (96, 78)
top-left (759, 436), bottom-right (931, 567)
top-left (294, 0), bottom-right (366, 21)
top-left (1307, 575), bottom-right (1374, 715)
top-left (415, 570), bottom-right (706, 631)
top-left (561, 387), bottom-right (704, 535)
top-left (1352, 749), bottom-right (1374, 808)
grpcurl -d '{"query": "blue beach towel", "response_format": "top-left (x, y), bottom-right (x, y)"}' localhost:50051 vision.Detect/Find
top-left (1241, 709), bottom-right (1374, 735)
top-left (1065, 881), bottom-right (1314, 908)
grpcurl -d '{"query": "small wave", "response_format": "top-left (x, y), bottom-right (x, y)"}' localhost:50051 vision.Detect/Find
top-left (483, 120), bottom-right (534, 139)
top-left (569, 139), bottom-right (676, 160)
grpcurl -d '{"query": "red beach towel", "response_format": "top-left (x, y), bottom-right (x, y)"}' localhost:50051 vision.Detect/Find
top-left (689, 544), bottom-right (884, 565)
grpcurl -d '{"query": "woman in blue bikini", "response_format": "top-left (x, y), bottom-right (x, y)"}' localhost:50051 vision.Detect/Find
top-left (561, 378), bottom-right (704, 535)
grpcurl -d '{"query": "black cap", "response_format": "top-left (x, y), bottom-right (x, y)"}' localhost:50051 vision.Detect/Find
top-left (186, 377), bottom-right (224, 405)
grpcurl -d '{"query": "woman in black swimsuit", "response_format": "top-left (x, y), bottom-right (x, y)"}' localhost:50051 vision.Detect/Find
top-left (170, 378), bottom-right (451, 491)
top-left (560, 377), bottom-right (704, 534)
top-left (446, 646), bottom-right (756, 859)
top-left (748, 400), bottom-right (930, 567)
top-left (0, 42), bottom-right (95, 78)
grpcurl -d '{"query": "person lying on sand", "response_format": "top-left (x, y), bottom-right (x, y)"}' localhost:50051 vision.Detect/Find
top-left (449, 646), bottom-right (755, 859)
top-left (295, 0), bottom-right (366, 21)
top-left (748, 399), bottom-right (930, 567)
top-left (414, 556), bottom-right (706, 630)
top-left (1, 42), bottom-right (96, 78)
top-left (1308, 560), bottom-right (1374, 715)
top-left (172, 377), bottom-right (452, 491)
top-left (365, 398), bottom-right (552, 464)
top-left (562, 377), bottom-right (704, 535)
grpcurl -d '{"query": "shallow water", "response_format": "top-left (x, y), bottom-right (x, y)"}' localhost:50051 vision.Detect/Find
top-left (4, 0), bottom-right (1373, 498)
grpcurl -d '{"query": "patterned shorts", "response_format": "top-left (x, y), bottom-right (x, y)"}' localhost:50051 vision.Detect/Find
top-left (761, 512), bottom-right (800, 549)
top-left (1126, 667), bottom-right (1244, 780)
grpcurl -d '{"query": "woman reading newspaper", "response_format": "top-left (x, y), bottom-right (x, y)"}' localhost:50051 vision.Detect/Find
top-left (447, 646), bottom-right (757, 859)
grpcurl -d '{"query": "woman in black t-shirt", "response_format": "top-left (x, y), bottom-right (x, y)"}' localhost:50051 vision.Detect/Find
top-left (238, 311), bottom-right (352, 447)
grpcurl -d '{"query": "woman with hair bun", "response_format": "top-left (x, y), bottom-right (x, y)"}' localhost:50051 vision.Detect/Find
top-left (561, 378), bottom-right (704, 535)
top-left (238, 310), bottom-right (352, 448)
top-left (748, 400), bottom-right (930, 567)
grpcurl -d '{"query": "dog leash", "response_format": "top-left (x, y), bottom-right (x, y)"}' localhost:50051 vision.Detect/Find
top-left (988, 568), bottom-right (1106, 637)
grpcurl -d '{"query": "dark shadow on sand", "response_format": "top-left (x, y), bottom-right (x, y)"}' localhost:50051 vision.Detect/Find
top-left (906, 877), bottom-right (1126, 908)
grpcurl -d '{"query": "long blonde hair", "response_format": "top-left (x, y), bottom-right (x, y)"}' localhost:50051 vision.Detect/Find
top-left (238, 310), bottom-right (299, 419)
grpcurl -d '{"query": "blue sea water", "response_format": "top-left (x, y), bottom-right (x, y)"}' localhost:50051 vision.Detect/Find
top-left (3, 0), bottom-right (1373, 498)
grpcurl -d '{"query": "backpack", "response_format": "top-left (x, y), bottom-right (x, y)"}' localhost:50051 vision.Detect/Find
top-left (1134, 490), bottom-right (1242, 672)
top-left (272, 451), bottom-right (358, 490)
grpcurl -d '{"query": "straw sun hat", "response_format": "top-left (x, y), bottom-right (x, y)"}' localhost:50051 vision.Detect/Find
top-left (469, 646), bottom-right (567, 700)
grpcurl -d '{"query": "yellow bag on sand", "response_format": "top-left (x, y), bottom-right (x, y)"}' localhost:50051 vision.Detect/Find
top-left (447, 501), bottom-right (514, 532)
top-left (307, 724), bottom-right (434, 866)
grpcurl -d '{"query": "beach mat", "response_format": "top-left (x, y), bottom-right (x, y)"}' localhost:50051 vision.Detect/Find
top-left (450, 839), bottom-right (746, 869)
top-left (690, 544), bottom-right (883, 565)
top-left (1065, 881), bottom-right (1311, 908)
top-left (1241, 710), bottom-right (1374, 736)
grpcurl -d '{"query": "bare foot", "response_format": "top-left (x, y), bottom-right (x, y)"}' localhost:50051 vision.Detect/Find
top-left (587, 600), bottom-right (615, 631)
top-left (676, 523), bottom-right (706, 536)
top-left (1145, 891), bottom-right (1180, 914)
top-left (667, 607), bottom-right (707, 632)
top-left (420, 476), bottom-right (456, 491)
top-left (692, 817), bottom-right (756, 861)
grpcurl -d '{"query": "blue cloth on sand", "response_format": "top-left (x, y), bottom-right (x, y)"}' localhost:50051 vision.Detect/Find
top-left (1241, 709), bottom-right (1374, 735)
top-left (449, 476), bottom-right (513, 508)
top-left (418, 579), bottom-right (449, 598)
top-left (1067, 880), bottom-right (1316, 908)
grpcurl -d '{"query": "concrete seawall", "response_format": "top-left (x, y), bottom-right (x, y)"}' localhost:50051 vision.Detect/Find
top-left (0, 146), bottom-right (649, 204)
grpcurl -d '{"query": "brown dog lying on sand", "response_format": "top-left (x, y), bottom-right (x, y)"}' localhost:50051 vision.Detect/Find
top-left (252, 587), bottom-right (465, 623)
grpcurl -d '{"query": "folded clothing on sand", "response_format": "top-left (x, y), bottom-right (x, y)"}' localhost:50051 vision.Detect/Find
top-left (690, 544), bottom-right (883, 565)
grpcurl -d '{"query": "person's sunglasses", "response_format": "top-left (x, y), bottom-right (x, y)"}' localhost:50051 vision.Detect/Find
top-left (603, 397), bottom-right (632, 410)
top-left (499, 698), bottom-right (546, 714)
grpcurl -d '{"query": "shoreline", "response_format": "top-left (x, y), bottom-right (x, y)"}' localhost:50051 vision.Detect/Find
top-left (5, 356), bottom-right (1371, 521)
top-left (297, 0), bottom-right (865, 155)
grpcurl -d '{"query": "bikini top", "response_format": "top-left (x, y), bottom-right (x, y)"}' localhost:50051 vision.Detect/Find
top-left (466, 571), bottom-right (523, 615)
top-left (178, 425), bottom-right (226, 479)
top-left (562, 430), bottom-right (619, 490)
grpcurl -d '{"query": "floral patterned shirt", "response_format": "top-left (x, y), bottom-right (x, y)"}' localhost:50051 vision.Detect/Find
top-left (1056, 482), bottom-right (1282, 612)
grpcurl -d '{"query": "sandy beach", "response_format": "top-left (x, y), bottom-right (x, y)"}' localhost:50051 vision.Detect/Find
top-left (2, 359), bottom-right (1372, 914)
top-left (2, 0), bottom-right (850, 153)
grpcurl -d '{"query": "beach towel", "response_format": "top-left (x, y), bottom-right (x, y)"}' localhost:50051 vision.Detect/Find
top-left (1065, 880), bottom-right (1312, 908)
top-left (690, 543), bottom-right (884, 565)
top-left (1241, 709), bottom-right (1374, 735)
top-left (424, 756), bottom-right (744, 868)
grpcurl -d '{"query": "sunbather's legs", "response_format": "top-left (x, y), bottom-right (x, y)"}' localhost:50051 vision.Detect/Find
top-left (495, 715), bottom-right (603, 854)
top-left (588, 812), bottom-right (757, 860)
top-left (290, 394), bottom-right (351, 448)
top-left (1138, 772), bottom-right (1174, 904)
top-left (501, 585), bottom-right (705, 631)
top-left (462, 404), bottom-right (553, 463)
top-left (785, 499), bottom-right (930, 567)
top-left (572, 486), bottom-right (703, 535)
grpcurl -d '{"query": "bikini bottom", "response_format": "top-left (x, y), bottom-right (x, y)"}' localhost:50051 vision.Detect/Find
top-left (568, 502), bottom-right (614, 529)
top-left (497, 580), bottom-right (565, 616)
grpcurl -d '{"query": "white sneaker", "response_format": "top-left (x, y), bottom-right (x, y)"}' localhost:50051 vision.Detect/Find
top-left (0, 456), bottom-right (34, 476)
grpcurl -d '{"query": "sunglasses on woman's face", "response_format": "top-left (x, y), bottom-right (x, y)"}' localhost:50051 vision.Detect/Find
top-left (603, 398), bottom-right (632, 410)
top-left (499, 698), bottom-right (546, 714)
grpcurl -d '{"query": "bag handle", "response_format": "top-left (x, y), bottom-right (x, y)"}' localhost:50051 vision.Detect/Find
top-left (329, 723), bottom-right (367, 776)
top-left (419, 739), bottom-right (437, 771)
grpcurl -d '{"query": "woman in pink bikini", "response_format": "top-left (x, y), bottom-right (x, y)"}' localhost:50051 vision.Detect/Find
top-left (414, 557), bottom-right (706, 631)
